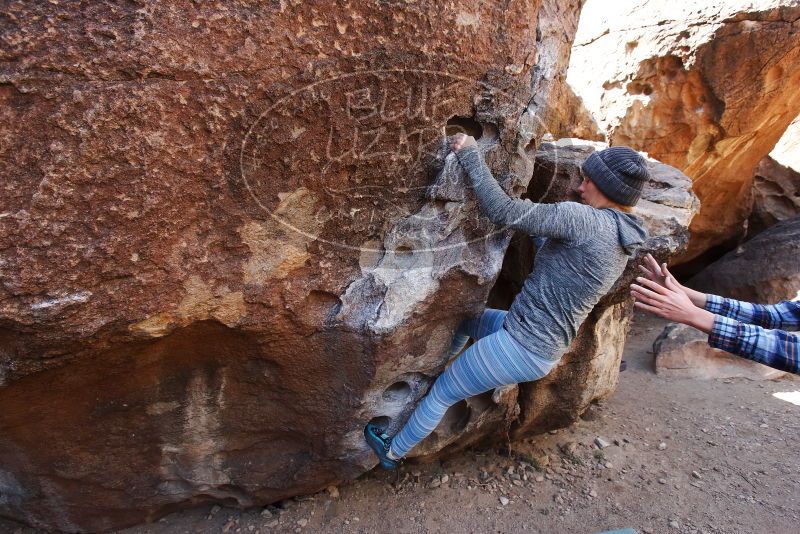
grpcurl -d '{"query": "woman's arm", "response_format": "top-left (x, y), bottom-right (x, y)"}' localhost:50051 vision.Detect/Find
top-left (450, 136), bottom-right (595, 242)
top-left (638, 254), bottom-right (800, 330)
top-left (704, 295), bottom-right (800, 330)
top-left (630, 275), bottom-right (800, 374)
top-left (708, 315), bottom-right (799, 375)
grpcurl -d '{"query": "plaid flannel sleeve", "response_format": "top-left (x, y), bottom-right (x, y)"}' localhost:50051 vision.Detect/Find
top-left (708, 314), bottom-right (800, 375)
top-left (704, 294), bottom-right (800, 330)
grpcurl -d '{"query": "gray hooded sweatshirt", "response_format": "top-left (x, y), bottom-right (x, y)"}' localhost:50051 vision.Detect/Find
top-left (455, 145), bottom-right (648, 361)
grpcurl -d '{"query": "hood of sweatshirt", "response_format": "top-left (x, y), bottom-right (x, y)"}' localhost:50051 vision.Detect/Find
top-left (605, 208), bottom-right (648, 255)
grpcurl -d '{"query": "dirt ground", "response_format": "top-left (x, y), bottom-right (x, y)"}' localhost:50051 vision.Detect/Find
top-left (2, 312), bottom-right (799, 534)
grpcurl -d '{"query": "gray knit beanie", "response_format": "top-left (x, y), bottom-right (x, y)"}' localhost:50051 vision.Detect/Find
top-left (581, 146), bottom-right (649, 206)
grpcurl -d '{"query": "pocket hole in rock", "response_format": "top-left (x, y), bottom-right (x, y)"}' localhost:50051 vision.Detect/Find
top-left (382, 381), bottom-right (412, 402)
top-left (466, 390), bottom-right (494, 414)
top-left (389, 245), bottom-right (416, 268)
top-left (368, 415), bottom-right (392, 431)
top-left (440, 400), bottom-right (471, 434)
top-left (445, 116), bottom-right (483, 138)
top-left (480, 122), bottom-right (499, 141)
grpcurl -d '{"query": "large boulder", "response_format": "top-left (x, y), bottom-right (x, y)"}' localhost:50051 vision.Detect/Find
top-left (0, 0), bottom-right (602, 531)
top-left (689, 216), bottom-right (800, 303)
top-left (747, 156), bottom-right (800, 238)
top-left (542, 85), bottom-right (604, 142)
top-left (485, 140), bottom-right (699, 436)
top-left (567, 0), bottom-right (800, 262)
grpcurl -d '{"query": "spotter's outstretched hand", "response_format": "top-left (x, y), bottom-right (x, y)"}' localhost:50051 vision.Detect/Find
top-left (630, 275), bottom-right (715, 333)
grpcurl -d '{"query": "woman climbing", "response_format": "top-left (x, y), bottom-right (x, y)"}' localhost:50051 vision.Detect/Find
top-left (365, 133), bottom-right (650, 469)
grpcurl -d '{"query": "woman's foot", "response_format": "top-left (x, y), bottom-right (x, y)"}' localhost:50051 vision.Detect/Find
top-left (364, 423), bottom-right (400, 470)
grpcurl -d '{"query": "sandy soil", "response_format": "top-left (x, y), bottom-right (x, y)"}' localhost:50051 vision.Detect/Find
top-left (2, 312), bottom-right (799, 534)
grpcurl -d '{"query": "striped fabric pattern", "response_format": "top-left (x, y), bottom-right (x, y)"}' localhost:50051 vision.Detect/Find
top-left (389, 308), bottom-right (557, 458)
top-left (706, 295), bottom-right (800, 375)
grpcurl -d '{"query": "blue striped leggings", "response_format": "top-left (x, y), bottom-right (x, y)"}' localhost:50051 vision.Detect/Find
top-left (389, 308), bottom-right (558, 458)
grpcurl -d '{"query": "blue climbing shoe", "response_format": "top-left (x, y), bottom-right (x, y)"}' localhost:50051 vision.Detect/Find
top-left (364, 423), bottom-right (400, 470)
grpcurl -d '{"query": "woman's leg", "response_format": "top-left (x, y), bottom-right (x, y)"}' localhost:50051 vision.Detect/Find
top-left (389, 327), bottom-right (556, 459)
top-left (446, 308), bottom-right (508, 359)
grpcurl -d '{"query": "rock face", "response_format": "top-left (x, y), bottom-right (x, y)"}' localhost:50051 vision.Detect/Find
top-left (542, 84), bottom-right (604, 142)
top-left (528, 0), bottom-right (601, 144)
top-left (689, 216), bottom-right (800, 304)
top-left (567, 0), bottom-right (800, 262)
top-left (747, 156), bottom-right (800, 239)
top-left (485, 140), bottom-right (699, 437)
top-left (0, 2), bottom-right (697, 531)
top-left (0, 1), bottom-right (599, 531)
top-left (654, 323), bottom-right (787, 380)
